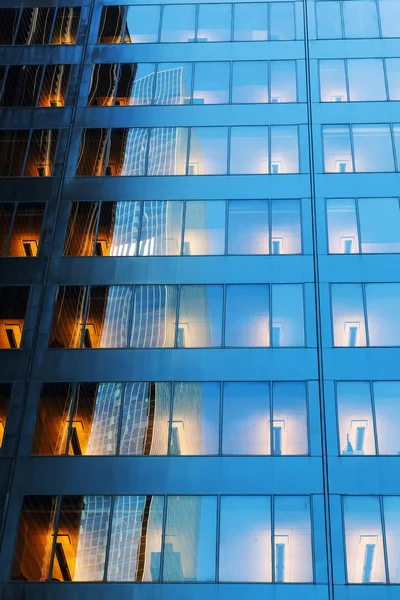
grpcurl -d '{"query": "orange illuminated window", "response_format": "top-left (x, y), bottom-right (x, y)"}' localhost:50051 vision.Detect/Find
top-left (39, 65), bottom-right (70, 107)
top-left (51, 7), bottom-right (81, 45)
top-left (97, 6), bottom-right (126, 44)
top-left (24, 129), bottom-right (59, 177)
top-left (0, 383), bottom-right (11, 450)
top-left (7, 203), bottom-right (45, 257)
top-left (0, 287), bottom-right (29, 349)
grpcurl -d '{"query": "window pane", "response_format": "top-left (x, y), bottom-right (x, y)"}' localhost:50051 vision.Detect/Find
top-left (316, 1), bottom-right (342, 39)
top-left (84, 286), bottom-right (132, 348)
top-left (0, 130), bottom-right (29, 176)
top-left (16, 8), bottom-right (54, 45)
top-left (76, 129), bottom-right (109, 176)
top-left (274, 496), bottom-right (313, 582)
top-left (383, 497), bottom-right (400, 584)
top-left (228, 199), bottom-right (269, 255)
top-left (271, 61), bottom-right (297, 103)
top-left (109, 128), bottom-right (148, 177)
top-left (25, 129), bottom-right (58, 177)
top-left (225, 284), bottom-right (270, 347)
top-left (270, 3), bottom-right (295, 41)
top-left (0, 383), bottom-right (11, 450)
top-left (271, 126), bottom-right (299, 173)
top-left (373, 382), bottom-right (400, 455)
top-left (0, 286), bottom-right (29, 350)
top-left (272, 285), bottom-right (304, 347)
top-left (197, 4), bottom-right (231, 42)
top-left (234, 3), bottom-right (268, 41)
top-left (193, 62), bottom-right (230, 105)
top-left (39, 64), bottom-right (70, 107)
top-left (219, 496), bottom-right (271, 582)
top-left (326, 198), bottom-right (359, 254)
top-left (273, 382), bottom-right (308, 455)
top-left (117, 63), bottom-right (155, 106)
top-left (0, 203), bottom-right (14, 255)
top-left (161, 5), bottom-right (195, 43)
top-left (8, 202), bottom-right (45, 257)
top-left (394, 125), bottom-right (400, 169)
top-left (48, 286), bottom-right (86, 349)
top-left (52, 7), bottom-right (80, 44)
top-left (343, 0), bottom-right (379, 38)
top-left (336, 382), bottom-right (376, 456)
top-left (344, 496), bottom-right (386, 584)
top-left (148, 127), bottom-right (188, 176)
top-left (319, 60), bottom-right (347, 102)
top-left (139, 201), bottom-right (183, 256)
top-left (107, 496), bottom-right (164, 581)
top-left (365, 284), bottom-right (400, 346)
top-left (0, 8), bottom-right (19, 44)
top-left (189, 127), bottom-right (228, 175)
top-left (154, 63), bottom-right (192, 106)
top-left (177, 285), bottom-right (223, 347)
top-left (271, 200), bottom-right (301, 254)
top-left (379, 0), bottom-right (400, 38)
top-left (353, 124), bottom-right (394, 172)
top-left (97, 6), bottom-right (126, 44)
top-left (170, 382), bottom-right (220, 455)
top-left (232, 61), bottom-right (268, 104)
top-left (130, 285), bottom-right (177, 348)
top-left (51, 496), bottom-right (111, 581)
top-left (120, 382), bottom-right (171, 455)
top-left (358, 197), bottom-right (400, 253)
top-left (69, 383), bottom-right (122, 456)
top-left (222, 382), bottom-right (270, 455)
top-left (163, 496), bottom-right (217, 582)
top-left (100, 201), bottom-right (141, 257)
top-left (64, 202), bottom-right (98, 256)
top-left (183, 200), bottom-right (225, 255)
top-left (32, 383), bottom-right (74, 455)
top-left (386, 59), bottom-right (400, 101)
top-left (125, 6), bottom-right (160, 43)
top-left (348, 59), bottom-right (386, 101)
top-left (322, 125), bottom-right (353, 173)
top-left (331, 284), bottom-right (366, 347)
top-left (1, 65), bottom-right (43, 107)
top-left (230, 127), bottom-right (268, 174)
top-left (11, 496), bottom-right (57, 581)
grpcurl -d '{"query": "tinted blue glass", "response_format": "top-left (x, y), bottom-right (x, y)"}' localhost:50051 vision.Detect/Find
top-left (270, 61), bottom-right (297, 103)
top-left (230, 127), bottom-right (269, 174)
top-left (271, 284), bottom-right (304, 346)
top-left (379, 0), bottom-right (400, 37)
top-left (234, 3), bottom-right (268, 41)
top-left (337, 382), bottom-right (376, 455)
top-left (319, 60), bottom-right (347, 102)
top-left (326, 198), bottom-right (359, 254)
top-left (228, 200), bottom-right (269, 254)
top-left (189, 127), bottom-right (228, 175)
top-left (154, 63), bottom-right (192, 105)
top-left (193, 62), bottom-right (230, 104)
top-left (343, 0), bottom-right (379, 38)
top-left (270, 3), bottom-right (295, 41)
top-left (125, 6), bottom-right (160, 43)
top-left (197, 4), bottom-right (231, 42)
top-left (316, 1), bottom-right (342, 39)
top-left (232, 62), bottom-right (269, 104)
top-left (225, 284), bottom-right (270, 347)
top-left (161, 5), bottom-right (195, 42)
top-left (383, 497), bottom-right (400, 583)
top-left (386, 59), bottom-right (400, 100)
top-left (177, 285), bottom-right (223, 347)
top-left (347, 60), bottom-right (386, 101)
top-left (323, 125), bottom-right (353, 173)
top-left (373, 382), bottom-right (400, 455)
top-left (352, 125), bottom-right (394, 172)
top-left (130, 285), bottom-right (177, 348)
top-left (365, 284), bottom-right (400, 346)
top-left (270, 126), bottom-right (299, 173)
top-left (331, 284), bottom-right (367, 347)
top-left (183, 200), bottom-right (225, 255)
top-left (358, 197), bottom-right (400, 253)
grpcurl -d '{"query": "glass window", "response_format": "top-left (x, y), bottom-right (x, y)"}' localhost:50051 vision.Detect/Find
top-left (393, 125), bottom-right (400, 169)
top-left (319, 60), bottom-right (348, 102)
top-left (326, 198), bottom-right (359, 254)
top-left (322, 125), bottom-right (353, 173)
top-left (97, 6), bottom-right (126, 44)
top-left (0, 383), bottom-right (11, 450)
top-left (271, 200), bottom-right (302, 255)
top-left (7, 202), bottom-right (45, 257)
top-left (147, 127), bottom-right (188, 176)
top-left (230, 127), bottom-right (269, 174)
top-left (365, 283), bottom-right (400, 346)
top-left (197, 4), bottom-right (232, 42)
top-left (228, 199), bottom-right (269, 255)
top-left (189, 127), bottom-right (228, 175)
top-left (0, 204), bottom-right (15, 255)
top-left (0, 8), bottom-right (19, 44)
top-left (270, 3), bottom-right (295, 41)
top-left (183, 201), bottom-right (225, 255)
top-left (232, 61), bottom-right (268, 104)
top-left (348, 59), bottom-right (386, 101)
top-left (101, 201), bottom-right (141, 257)
top-left (64, 202), bottom-right (99, 256)
top-left (170, 382), bottom-right (220, 455)
top-left (107, 496), bottom-right (164, 581)
top-left (154, 63), bottom-right (192, 106)
top-left (39, 64), bottom-right (70, 107)
top-left (0, 130), bottom-right (29, 176)
top-left (16, 8), bottom-right (54, 45)
top-left (344, 496), bottom-right (386, 584)
top-left (48, 286), bottom-right (86, 349)
top-left (234, 3), bottom-right (268, 41)
top-left (379, 0), bottom-right (400, 38)
top-left (130, 285), bottom-right (177, 348)
top-left (32, 383), bottom-right (74, 455)
top-left (160, 5), bottom-right (195, 43)
top-left (273, 383), bottom-right (308, 455)
top-left (107, 128), bottom-right (146, 176)
top-left (84, 286), bottom-right (132, 348)
top-left (358, 197), bottom-right (400, 253)
top-left (120, 382), bottom-right (171, 455)
top-left (225, 284), bottom-right (270, 347)
top-left (11, 496), bottom-right (57, 581)
top-left (139, 201), bottom-right (183, 256)
top-left (51, 496), bottom-right (111, 581)
top-left (272, 284), bottom-right (304, 347)
top-left (177, 285), bottom-right (223, 348)
top-left (0, 286), bottom-right (29, 349)
top-left (270, 61), bottom-right (297, 103)
top-left (274, 496), bottom-right (313, 582)
top-left (163, 496), bottom-right (217, 581)
top-left (386, 59), bottom-right (400, 101)
top-left (343, 0), bottom-right (379, 38)
top-left (271, 126), bottom-right (299, 174)
top-left (1, 65), bottom-right (43, 107)
top-left (52, 7), bottom-right (80, 45)
top-left (125, 6), bottom-right (161, 43)
top-left (316, 1), bottom-right (342, 39)
top-left (193, 62), bottom-right (230, 105)
top-left (76, 129), bottom-right (109, 176)
top-left (117, 63), bottom-right (155, 107)
top-left (219, 496), bottom-right (271, 582)
top-left (373, 382), bottom-right (400, 455)
top-left (353, 124), bottom-right (394, 172)
top-left (24, 129), bottom-right (58, 177)
top-left (336, 382), bottom-right (376, 456)
top-left (383, 496), bottom-right (400, 584)
top-left (331, 284), bottom-right (366, 347)
top-left (222, 382), bottom-right (270, 455)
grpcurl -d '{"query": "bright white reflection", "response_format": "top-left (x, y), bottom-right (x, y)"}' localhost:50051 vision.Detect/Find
top-left (326, 198), bottom-right (359, 254)
top-left (337, 382), bottom-right (376, 455)
top-left (331, 284), bottom-right (366, 347)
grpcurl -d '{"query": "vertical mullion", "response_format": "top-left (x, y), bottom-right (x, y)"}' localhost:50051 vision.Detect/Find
top-left (271, 495), bottom-right (275, 583)
top-left (102, 495), bottom-right (115, 581)
top-left (270, 381), bottom-right (274, 456)
top-left (78, 284), bottom-right (92, 348)
top-left (102, 128), bottom-right (113, 176)
top-left (48, 6), bottom-right (58, 45)
top-left (348, 125), bottom-right (356, 173)
top-left (115, 382), bottom-right (127, 455)
top-left (215, 495), bottom-right (221, 581)
top-left (0, 65), bottom-right (9, 102)
top-left (121, 5), bottom-right (128, 43)
top-left (4, 202), bottom-right (18, 256)
top-left (126, 284), bottom-right (135, 347)
top-left (180, 200), bottom-right (186, 256)
top-left (226, 126), bottom-right (231, 175)
top-left (268, 198), bottom-right (272, 255)
top-left (91, 200), bottom-right (102, 256)
top-left (65, 382), bottom-right (79, 455)
top-left (218, 382), bottom-right (223, 455)
top-left (305, 381), bottom-right (311, 456)
top-left (390, 123), bottom-right (399, 172)
top-left (159, 495), bottom-right (168, 582)
top-left (21, 129), bottom-right (33, 176)
top-left (380, 495), bottom-right (390, 584)
top-left (344, 59), bottom-right (350, 102)
top-left (194, 3), bottom-right (199, 42)
top-left (224, 199), bottom-right (229, 255)
top-left (113, 63), bottom-right (122, 105)
top-left (12, 8), bottom-right (23, 45)
top-left (185, 127), bottom-right (191, 176)
top-left (375, 0), bottom-right (383, 39)
top-left (369, 380), bottom-right (380, 456)
top-left (36, 64), bottom-right (47, 107)
top-left (174, 284), bottom-right (181, 348)
top-left (361, 283), bottom-right (370, 347)
top-left (221, 284), bottom-right (227, 348)
top-left (269, 283), bottom-right (273, 347)
top-left (353, 197), bottom-right (362, 254)
top-left (136, 201), bottom-right (144, 257)
top-left (166, 382), bottom-right (174, 456)
top-left (46, 495), bottom-right (63, 581)
top-left (382, 59), bottom-right (390, 101)
top-left (157, 5), bottom-right (164, 43)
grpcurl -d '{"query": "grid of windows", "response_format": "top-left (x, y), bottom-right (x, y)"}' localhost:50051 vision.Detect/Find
top-left (0, 65), bottom-right (71, 107)
top-left (0, 130), bottom-right (59, 177)
top-left (0, 7), bottom-right (81, 45)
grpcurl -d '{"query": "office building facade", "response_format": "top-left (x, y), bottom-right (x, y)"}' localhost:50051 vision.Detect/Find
top-left (0, 0), bottom-right (400, 598)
